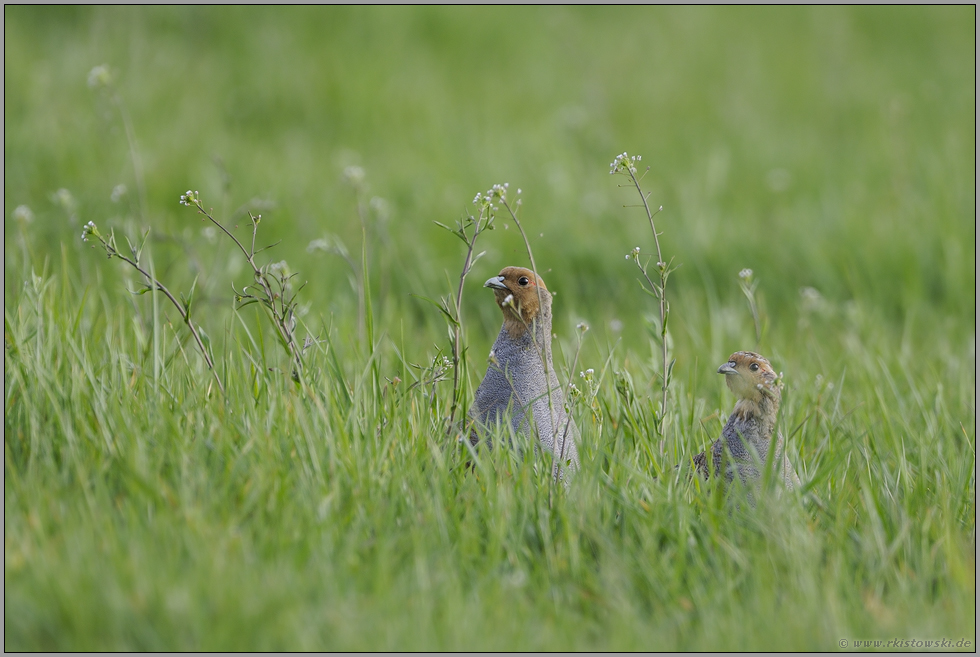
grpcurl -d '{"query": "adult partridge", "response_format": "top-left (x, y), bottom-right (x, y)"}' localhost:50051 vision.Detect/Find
top-left (470, 266), bottom-right (580, 474)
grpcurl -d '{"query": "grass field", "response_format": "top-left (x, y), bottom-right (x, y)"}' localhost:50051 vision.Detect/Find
top-left (4, 6), bottom-right (976, 651)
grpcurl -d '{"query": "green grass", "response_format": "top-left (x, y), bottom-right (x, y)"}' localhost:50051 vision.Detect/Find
top-left (4, 6), bottom-right (975, 651)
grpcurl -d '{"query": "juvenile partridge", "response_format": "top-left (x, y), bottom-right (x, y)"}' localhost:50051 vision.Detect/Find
top-left (693, 351), bottom-right (800, 490)
top-left (470, 266), bottom-right (580, 473)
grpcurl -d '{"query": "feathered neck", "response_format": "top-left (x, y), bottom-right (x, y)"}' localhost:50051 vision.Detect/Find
top-left (728, 387), bottom-right (780, 449)
top-left (500, 291), bottom-right (552, 344)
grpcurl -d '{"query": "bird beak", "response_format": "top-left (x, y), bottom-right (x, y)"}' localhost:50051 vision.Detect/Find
top-left (717, 362), bottom-right (737, 375)
top-left (484, 275), bottom-right (508, 290)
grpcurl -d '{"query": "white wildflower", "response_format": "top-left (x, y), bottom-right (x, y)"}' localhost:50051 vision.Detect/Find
top-left (80, 220), bottom-right (97, 242)
top-left (12, 205), bottom-right (34, 223)
top-left (487, 183), bottom-right (508, 201)
top-left (610, 151), bottom-right (643, 175)
top-left (307, 238), bottom-right (331, 252)
top-left (179, 190), bottom-right (200, 206)
top-left (87, 65), bottom-right (111, 89)
top-left (369, 196), bottom-right (389, 220)
top-left (52, 188), bottom-right (76, 213)
top-left (267, 260), bottom-right (289, 276)
top-left (342, 165), bottom-right (365, 187)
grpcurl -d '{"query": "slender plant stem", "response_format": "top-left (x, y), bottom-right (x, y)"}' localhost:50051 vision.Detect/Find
top-left (97, 238), bottom-right (224, 394)
top-left (189, 200), bottom-right (304, 376)
top-left (446, 218), bottom-right (483, 431)
top-left (742, 282), bottom-right (762, 347)
top-left (614, 155), bottom-right (670, 457)
top-left (498, 197), bottom-right (562, 480)
top-left (552, 326), bottom-right (587, 483)
top-left (627, 169), bottom-right (669, 428)
top-left (192, 201), bottom-right (252, 261)
top-left (361, 221), bottom-right (373, 348)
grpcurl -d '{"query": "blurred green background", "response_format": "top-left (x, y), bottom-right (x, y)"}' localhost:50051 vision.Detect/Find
top-left (6, 6), bottom-right (974, 357)
top-left (4, 6), bottom-right (976, 651)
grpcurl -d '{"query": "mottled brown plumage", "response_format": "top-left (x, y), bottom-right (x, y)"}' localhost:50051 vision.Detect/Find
top-left (693, 351), bottom-right (800, 490)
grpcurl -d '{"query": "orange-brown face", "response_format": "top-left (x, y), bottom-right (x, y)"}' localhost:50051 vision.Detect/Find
top-left (717, 351), bottom-right (779, 400)
top-left (484, 266), bottom-right (550, 333)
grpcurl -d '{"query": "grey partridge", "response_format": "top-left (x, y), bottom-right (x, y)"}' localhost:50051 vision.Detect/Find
top-left (470, 266), bottom-right (580, 474)
top-left (693, 351), bottom-right (800, 490)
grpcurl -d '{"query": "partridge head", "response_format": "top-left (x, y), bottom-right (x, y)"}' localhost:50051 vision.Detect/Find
top-left (484, 266), bottom-right (549, 338)
top-left (718, 350), bottom-right (781, 420)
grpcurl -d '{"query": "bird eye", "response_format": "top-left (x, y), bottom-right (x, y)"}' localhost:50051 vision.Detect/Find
top-left (749, 363), bottom-right (759, 371)
top-left (518, 276), bottom-right (530, 286)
